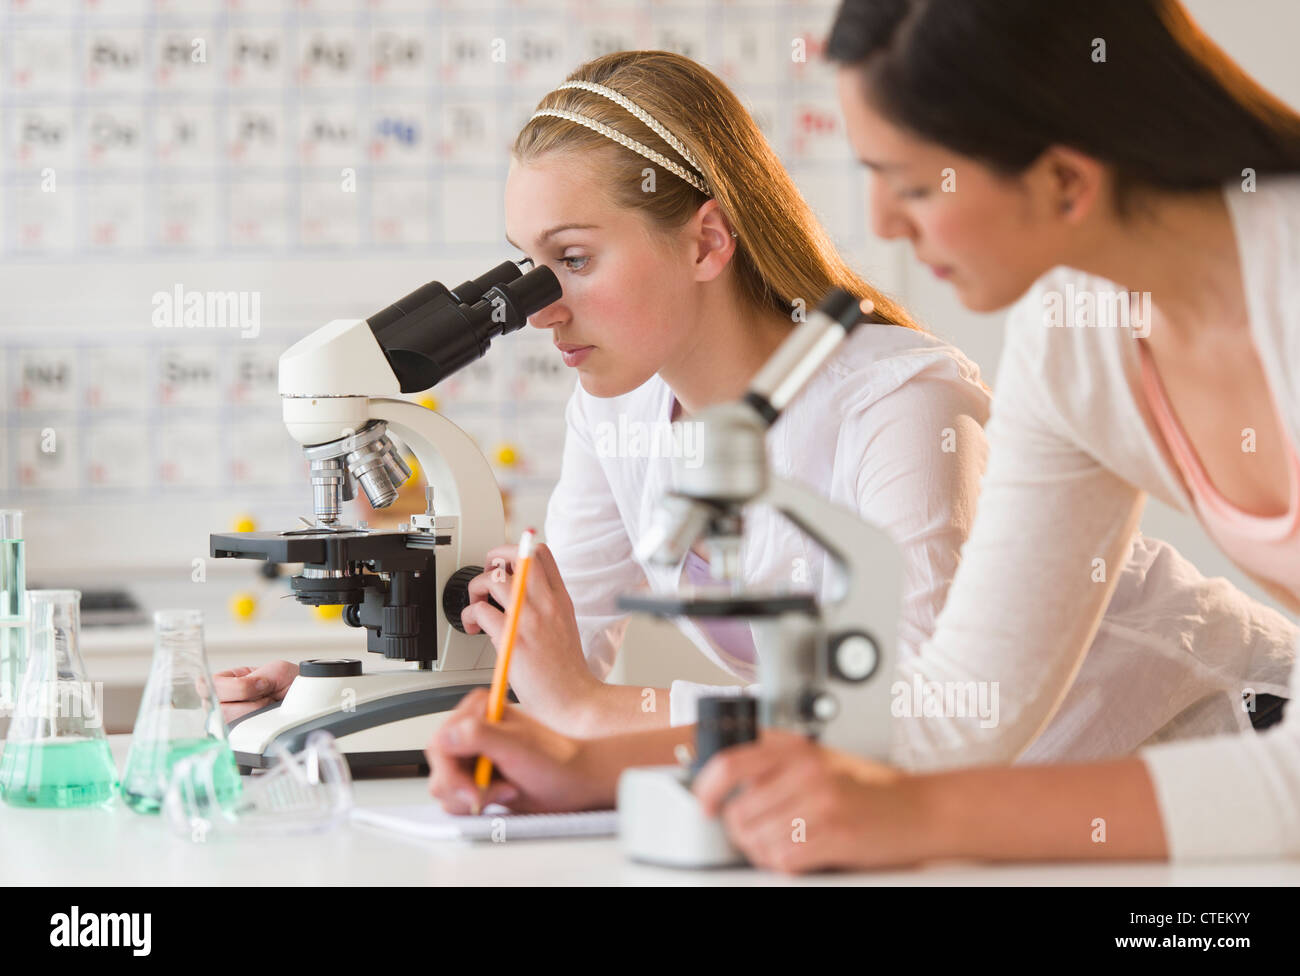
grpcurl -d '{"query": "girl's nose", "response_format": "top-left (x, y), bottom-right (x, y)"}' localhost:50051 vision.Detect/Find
top-left (528, 299), bottom-right (567, 331)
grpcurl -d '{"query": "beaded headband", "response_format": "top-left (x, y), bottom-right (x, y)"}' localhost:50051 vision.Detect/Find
top-left (529, 80), bottom-right (712, 197)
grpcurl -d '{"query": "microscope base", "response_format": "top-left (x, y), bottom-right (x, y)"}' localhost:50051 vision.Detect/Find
top-left (618, 766), bottom-right (746, 869)
top-left (226, 667), bottom-right (497, 774)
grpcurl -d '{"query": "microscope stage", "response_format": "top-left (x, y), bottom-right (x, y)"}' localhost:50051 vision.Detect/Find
top-left (211, 529), bottom-right (441, 571)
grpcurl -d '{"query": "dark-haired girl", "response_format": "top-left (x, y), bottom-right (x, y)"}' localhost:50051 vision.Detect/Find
top-left (684, 0), bottom-right (1300, 870)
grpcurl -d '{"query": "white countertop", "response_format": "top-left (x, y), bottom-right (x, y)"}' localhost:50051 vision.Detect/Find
top-left (2, 735), bottom-right (1297, 886)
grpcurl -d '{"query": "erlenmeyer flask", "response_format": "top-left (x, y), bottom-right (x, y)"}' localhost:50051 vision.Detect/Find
top-left (121, 609), bottom-right (242, 815)
top-left (0, 590), bottom-right (119, 808)
top-left (0, 510), bottom-right (26, 724)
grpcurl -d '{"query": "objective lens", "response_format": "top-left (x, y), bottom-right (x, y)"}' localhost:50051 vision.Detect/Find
top-left (348, 434), bottom-right (410, 510)
top-left (302, 422), bottom-right (411, 516)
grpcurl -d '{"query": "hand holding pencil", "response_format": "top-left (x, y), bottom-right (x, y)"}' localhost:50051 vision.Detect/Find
top-left (473, 527), bottom-right (537, 806)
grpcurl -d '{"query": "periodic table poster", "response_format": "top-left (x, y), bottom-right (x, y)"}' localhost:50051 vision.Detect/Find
top-left (0, 0), bottom-right (896, 573)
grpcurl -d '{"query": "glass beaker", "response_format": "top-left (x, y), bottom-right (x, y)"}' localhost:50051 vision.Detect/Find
top-left (0, 510), bottom-right (25, 724)
top-left (121, 609), bottom-right (242, 815)
top-left (0, 590), bottom-right (119, 808)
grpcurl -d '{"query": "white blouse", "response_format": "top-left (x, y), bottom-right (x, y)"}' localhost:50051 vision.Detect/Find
top-left (542, 315), bottom-right (1296, 771)
top-left (926, 174), bottom-right (1300, 859)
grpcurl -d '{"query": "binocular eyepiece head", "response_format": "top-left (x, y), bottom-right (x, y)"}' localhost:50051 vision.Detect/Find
top-left (367, 260), bottom-right (562, 394)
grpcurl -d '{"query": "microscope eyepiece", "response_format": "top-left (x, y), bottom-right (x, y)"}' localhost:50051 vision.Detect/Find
top-left (450, 259), bottom-right (528, 306)
top-left (365, 259), bottom-right (526, 342)
top-left (374, 262), bottom-right (562, 393)
top-left (481, 263), bottom-right (564, 339)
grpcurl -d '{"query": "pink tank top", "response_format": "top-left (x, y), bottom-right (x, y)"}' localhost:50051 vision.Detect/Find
top-left (1138, 341), bottom-right (1300, 604)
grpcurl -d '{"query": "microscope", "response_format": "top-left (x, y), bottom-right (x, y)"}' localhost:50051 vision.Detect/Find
top-left (616, 288), bottom-right (905, 867)
top-left (211, 259), bottom-right (561, 773)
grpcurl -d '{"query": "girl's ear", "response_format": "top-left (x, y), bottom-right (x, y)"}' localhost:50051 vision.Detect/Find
top-left (1032, 145), bottom-right (1108, 225)
top-left (689, 199), bottom-right (738, 283)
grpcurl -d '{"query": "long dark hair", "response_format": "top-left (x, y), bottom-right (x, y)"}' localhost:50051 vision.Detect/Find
top-left (826, 0), bottom-right (1300, 212)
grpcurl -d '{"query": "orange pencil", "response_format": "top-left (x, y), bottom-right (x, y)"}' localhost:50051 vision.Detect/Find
top-left (474, 527), bottom-right (537, 802)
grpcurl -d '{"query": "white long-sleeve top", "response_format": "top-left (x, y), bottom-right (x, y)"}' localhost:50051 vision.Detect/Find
top-left (932, 174), bottom-right (1300, 860)
top-left (543, 302), bottom-right (1296, 769)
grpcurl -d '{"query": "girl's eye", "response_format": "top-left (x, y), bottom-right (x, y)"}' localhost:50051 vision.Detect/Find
top-left (897, 187), bottom-right (930, 200)
top-left (561, 255), bottom-right (589, 271)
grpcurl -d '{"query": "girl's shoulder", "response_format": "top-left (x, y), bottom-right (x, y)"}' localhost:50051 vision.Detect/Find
top-left (1232, 171), bottom-right (1300, 226)
top-left (1226, 173), bottom-right (1300, 310)
top-left (797, 321), bottom-right (990, 417)
top-left (770, 322), bottom-right (992, 491)
top-left (1005, 266), bottom-right (1127, 330)
top-left (1002, 266), bottom-right (1140, 380)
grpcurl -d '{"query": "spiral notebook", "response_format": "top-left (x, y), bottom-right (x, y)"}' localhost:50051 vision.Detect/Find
top-left (352, 802), bottom-right (618, 842)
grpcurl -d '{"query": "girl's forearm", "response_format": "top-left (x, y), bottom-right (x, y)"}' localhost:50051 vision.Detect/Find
top-left (912, 756), bottom-right (1170, 862)
top-left (578, 724), bottom-right (698, 807)
top-left (572, 682), bottom-right (675, 736)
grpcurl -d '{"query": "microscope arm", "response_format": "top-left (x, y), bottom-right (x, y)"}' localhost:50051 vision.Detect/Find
top-left (364, 398), bottom-right (505, 673)
top-left (758, 475), bottom-right (903, 641)
top-left (754, 475), bottom-right (903, 759)
top-left (366, 397), bottom-right (506, 562)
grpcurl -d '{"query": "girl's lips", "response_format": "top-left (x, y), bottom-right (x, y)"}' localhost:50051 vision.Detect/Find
top-left (928, 264), bottom-right (954, 280)
top-left (557, 344), bottom-right (594, 367)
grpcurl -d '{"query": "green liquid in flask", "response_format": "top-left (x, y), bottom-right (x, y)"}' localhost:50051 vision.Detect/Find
top-left (121, 737), bottom-right (243, 815)
top-left (0, 737), bottom-right (119, 808)
top-left (0, 536), bottom-right (25, 712)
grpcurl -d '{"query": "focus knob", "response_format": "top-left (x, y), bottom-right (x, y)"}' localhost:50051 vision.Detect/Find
top-left (829, 631), bottom-right (880, 683)
top-left (443, 566), bottom-right (484, 634)
top-left (443, 565), bottom-right (505, 633)
top-left (801, 690), bottom-right (839, 724)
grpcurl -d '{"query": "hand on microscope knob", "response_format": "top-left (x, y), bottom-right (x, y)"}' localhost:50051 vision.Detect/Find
top-left (425, 688), bottom-right (613, 814)
top-left (459, 542), bottom-right (601, 736)
top-left (214, 661), bottom-right (299, 723)
top-left (692, 729), bottom-right (916, 875)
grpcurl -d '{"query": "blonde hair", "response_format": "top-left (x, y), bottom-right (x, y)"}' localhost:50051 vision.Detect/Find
top-left (513, 50), bottom-right (919, 331)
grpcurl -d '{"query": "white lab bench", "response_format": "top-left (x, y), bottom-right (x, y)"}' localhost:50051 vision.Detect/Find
top-left (2, 735), bottom-right (1297, 886)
